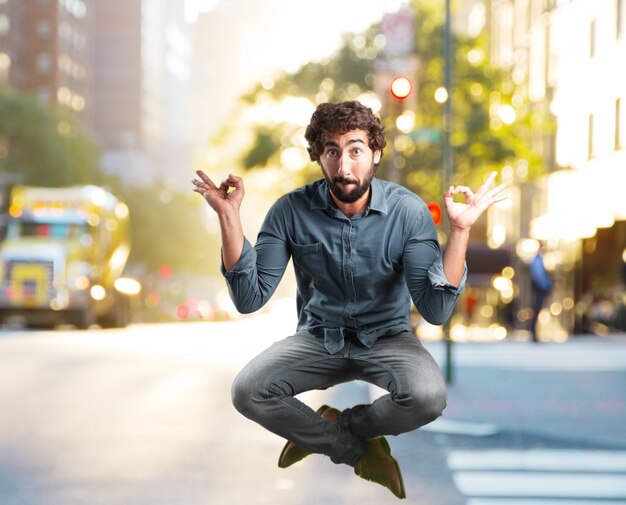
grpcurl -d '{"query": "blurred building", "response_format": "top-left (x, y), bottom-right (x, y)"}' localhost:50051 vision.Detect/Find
top-left (92, 0), bottom-right (193, 189)
top-left (487, 0), bottom-right (626, 338)
top-left (190, 5), bottom-right (252, 149)
top-left (0, 0), bottom-right (193, 190)
top-left (0, 0), bottom-right (91, 124)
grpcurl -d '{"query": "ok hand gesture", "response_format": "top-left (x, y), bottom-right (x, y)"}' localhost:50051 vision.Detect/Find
top-left (192, 170), bottom-right (245, 216)
top-left (443, 171), bottom-right (507, 231)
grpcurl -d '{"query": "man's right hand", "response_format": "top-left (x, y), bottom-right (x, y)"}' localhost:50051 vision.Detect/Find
top-left (192, 170), bottom-right (245, 270)
top-left (192, 170), bottom-right (245, 216)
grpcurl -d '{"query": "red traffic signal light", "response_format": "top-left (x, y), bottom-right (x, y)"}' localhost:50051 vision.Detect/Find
top-left (159, 265), bottom-right (172, 279)
top-left (428, 202), bottom-right (442, 225)
top-left (390, 76), bottom-right (412, 100)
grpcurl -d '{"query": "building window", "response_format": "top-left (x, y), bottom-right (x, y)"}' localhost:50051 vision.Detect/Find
top-left (60, 0), bottom-right (87, 19)
top-left (0, 52), bottom-right (10, 84)
top-left (35, 52), bottom-right (53, 74)
top-left (36, 19), bottom-right (52, 40)
top-left (0, 14), bottom-right (9, 36)
top-left (544, 22), bottom-right (551, 94)
top-left (588, 113), bottom-right (595, 159)
top-left (590, 19), bottom-right (596, 58)
top-left (617, 99), bottom-right (623, 150)
top-left (544, 0), bottom-right (557, 12)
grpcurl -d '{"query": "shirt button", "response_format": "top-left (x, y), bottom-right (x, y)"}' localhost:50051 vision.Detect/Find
top-left (345, 247), bottom-right (351, 253)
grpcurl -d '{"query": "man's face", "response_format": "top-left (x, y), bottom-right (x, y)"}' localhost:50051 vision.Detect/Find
top-left (319, 129), bottom-right (381, 204)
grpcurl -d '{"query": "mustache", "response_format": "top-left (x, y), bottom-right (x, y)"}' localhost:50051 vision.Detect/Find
top-left (332, 176), bottom-right (359, 185)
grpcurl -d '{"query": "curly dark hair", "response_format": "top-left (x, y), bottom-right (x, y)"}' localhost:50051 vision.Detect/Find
top-left (304, 101), bottom-right (386, 165)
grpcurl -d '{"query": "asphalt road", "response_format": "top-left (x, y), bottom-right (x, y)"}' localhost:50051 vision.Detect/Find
top-left (0, 315), bottom-right (625, 505)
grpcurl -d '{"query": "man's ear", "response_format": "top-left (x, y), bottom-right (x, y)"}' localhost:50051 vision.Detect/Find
top-left (373, 150), bottom-right (381, 165)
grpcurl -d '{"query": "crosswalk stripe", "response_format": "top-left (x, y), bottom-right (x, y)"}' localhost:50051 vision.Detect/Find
top-left (448, 449), bottom-right (626, 472)
top-left (448, 449), bottom-right (626, 502)
top-left (453, 472), bottom-right (626, 499)
top-left (422, 418), bottom-right (499, 437)
top-left (466, 500), bottom-right (622, 505)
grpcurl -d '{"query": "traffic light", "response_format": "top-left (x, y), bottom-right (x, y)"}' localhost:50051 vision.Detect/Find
top-left (428, 202), bottom-right (442, 225)
top-left (390, 76), bottom-right (412, 100)
top-left (159, 265), bottom-right (172, 279)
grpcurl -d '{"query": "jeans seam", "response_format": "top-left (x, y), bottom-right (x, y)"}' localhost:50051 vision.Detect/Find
top-left (351, 356), bottom-right (402, 397)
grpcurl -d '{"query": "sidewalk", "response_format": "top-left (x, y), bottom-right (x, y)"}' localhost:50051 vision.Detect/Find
top-left (421, 336), bottom-right (626, 449)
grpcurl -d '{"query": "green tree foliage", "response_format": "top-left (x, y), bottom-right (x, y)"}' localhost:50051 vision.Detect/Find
top-left (227, 0), bottom-right (550, 203)
top-left (408, 1), bottom-right (549, 196)
top-left (242, 127), bottom-right (282, 169)
top-left (0, 86), bottom-right (100, 187)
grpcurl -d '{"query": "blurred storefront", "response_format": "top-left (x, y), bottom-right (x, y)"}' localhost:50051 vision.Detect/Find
top-left (477, 0), bottom-right (626, 341)
top-left (481, 163), bottom-right (626, 341)
top-left (529, 165), bottom-right (626, 336)
top-left (450, 242), bottom-right (515, 342)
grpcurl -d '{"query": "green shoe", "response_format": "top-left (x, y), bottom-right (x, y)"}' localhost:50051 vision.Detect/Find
top-left (354, 436), bottom-right (406, 499)
top-left (277, 404), bottom-right (341, 468)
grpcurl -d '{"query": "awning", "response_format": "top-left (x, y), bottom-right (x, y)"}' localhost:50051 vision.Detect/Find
top-left (465, 244), bottom-right (512, 285)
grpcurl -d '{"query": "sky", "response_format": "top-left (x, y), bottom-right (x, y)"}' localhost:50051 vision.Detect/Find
top-left (188, 0), bottom-right (406, 75)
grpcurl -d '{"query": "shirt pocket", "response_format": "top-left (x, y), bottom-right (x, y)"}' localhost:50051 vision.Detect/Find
top-left (290, 241), bottom-right (324, 278)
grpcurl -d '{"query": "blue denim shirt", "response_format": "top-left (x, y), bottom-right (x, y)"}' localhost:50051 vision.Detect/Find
top-left (222, 178), bottom-right (466, 353)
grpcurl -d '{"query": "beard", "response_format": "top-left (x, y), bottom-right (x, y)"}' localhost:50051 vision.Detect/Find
top-left (324, 163), bottom-right (376, 204)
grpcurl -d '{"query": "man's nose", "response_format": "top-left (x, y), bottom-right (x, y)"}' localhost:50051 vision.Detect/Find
top-left (338, 153), bottom-right (352, 177)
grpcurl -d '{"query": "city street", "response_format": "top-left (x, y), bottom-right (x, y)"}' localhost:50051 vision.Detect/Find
top-left (0, 312), bottom-right (625, 505)
top-left (2, 1), bottom-right (626, 504)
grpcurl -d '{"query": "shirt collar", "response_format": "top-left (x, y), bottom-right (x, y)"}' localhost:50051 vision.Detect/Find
top-left (369, 178), bottom-right (388, 215)
top-left (310, 180), bottom-right (329, 211)
top-left (310, 178), bottom-right (388, 216)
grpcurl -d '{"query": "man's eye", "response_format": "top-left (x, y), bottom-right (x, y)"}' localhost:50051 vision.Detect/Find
top-left (327, 149), bottom-right (338, 157)
top-left (352, 148), bottom-right (362, 155)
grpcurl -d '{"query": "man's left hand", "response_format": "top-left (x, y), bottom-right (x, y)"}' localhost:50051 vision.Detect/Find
top-left (443, 171), bottom-right (507, 231)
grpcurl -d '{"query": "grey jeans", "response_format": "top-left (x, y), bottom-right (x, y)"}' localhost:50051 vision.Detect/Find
top-left (231, 329), bottom-right (447, 466)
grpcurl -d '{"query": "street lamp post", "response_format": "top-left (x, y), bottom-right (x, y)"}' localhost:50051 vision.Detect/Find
top-left (443, 0), bottom-right (454, 384)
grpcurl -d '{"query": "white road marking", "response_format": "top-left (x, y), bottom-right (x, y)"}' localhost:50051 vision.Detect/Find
top-left (421, 418), bottom-right (500, 437)
top-left (448, 449), bottom-right (626, 472)
top-left (449, 449), bottom-right (626, 502)
top-left (467, 500), bottom-right (623, 505)
top-left (453, 472), bottom-right (626, 499)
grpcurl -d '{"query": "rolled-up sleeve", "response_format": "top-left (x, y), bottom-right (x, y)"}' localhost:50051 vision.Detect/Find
top-left (403, 204), bottom-right (466, 325)
top-left (220, 205), bottom-right (291, 314)
top-left (427, 259), bottom-right (467, 294)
